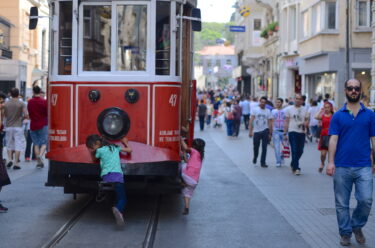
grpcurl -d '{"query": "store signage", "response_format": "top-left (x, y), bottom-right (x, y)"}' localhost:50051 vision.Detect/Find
top-left (229, 26), bottom-right (246, 32)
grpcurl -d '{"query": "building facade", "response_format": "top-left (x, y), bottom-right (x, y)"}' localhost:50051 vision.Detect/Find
top-left (299, 0), bottom-right (372, 107)
top-left (234, 0), bottom-right (373, 106)
top-left (0, 0), bottom-right (49, 97)
top-left (197, 45), bottom-right (237, 89)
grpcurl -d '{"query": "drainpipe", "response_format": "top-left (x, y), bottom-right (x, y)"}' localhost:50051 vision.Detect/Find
top-left (346, 0), bottom-right (350, 80)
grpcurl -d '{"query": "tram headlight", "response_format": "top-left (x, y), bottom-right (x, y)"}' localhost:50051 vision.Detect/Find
top-left (97, 108), bottom-right (130, 140)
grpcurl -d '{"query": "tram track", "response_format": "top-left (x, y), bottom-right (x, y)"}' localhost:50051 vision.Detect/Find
top-left (41, 194), bottom-right (162, 248)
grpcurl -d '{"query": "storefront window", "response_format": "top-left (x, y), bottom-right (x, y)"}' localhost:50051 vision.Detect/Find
top-left (155, 1), bottom-right (170, 75)
top-left (59, 2), bottom-right (72, 75)
top-left (355, 70), bottom-right (371, 106)
top-left (312, 72), bottom-right (336, 98)
top-left (83, 5), bottom-right (111, 71)
top-left (117, 5), bottom-right (147, 71)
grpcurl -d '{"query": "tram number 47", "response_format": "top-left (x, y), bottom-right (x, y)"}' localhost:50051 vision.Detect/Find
top-left (169, 94), bottom-right (178, 107)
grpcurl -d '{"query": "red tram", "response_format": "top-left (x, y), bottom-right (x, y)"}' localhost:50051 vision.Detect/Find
top-left (30, 0), bottom-right (201, 194)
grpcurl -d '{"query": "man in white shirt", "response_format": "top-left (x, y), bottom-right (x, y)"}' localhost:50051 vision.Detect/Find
top-left (249, 96), bottom-right (272, 168)
top-left (284, 94), bottom-right (309, 175)
top-left (240, 96), bottom-right (251, 130)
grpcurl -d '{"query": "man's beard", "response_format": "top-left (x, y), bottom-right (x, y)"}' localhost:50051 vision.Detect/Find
top-left (346, 92), bottom-right (361, 103)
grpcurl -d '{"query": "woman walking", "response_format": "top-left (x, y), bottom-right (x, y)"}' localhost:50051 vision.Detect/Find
top-left (315, 101), bottom-right (334, 173)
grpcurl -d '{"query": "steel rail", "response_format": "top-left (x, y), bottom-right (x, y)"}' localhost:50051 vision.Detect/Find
top-left (41, 197), bottom-right (94, 248)
top-left (142, 195), bottom-right (162, 248)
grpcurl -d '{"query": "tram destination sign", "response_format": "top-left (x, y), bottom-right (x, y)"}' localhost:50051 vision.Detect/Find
top-left (229, 26), bottom-right (246, 32)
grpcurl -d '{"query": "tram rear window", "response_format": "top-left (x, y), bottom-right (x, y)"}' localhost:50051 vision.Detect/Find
top-left (117, 5), bottom-right (147, 71)
top-left (155, 2), bottom-right (170, 75)
top-left (83, 6), bottom-right (111, 71)
top-left (58, 2), bottom-right (72, 75)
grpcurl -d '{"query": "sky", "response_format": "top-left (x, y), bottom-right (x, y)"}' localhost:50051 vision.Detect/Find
top-left (197, 0), bottom-right (237, 23)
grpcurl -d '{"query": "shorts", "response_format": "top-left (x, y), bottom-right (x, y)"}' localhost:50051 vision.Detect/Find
top-left (30, 126), bottom-right (48, 146)
top-left (5, 127), bottom-right (26, 152)
top-left (181, 163), bottom-right (198, 198)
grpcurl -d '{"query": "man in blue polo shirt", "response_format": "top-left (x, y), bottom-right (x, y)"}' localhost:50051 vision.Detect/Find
top-left (327, 78), bottom-right (375, 246)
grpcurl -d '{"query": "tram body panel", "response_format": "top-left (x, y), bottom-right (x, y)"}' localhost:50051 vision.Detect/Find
top-left (48, 85), bottom-right (74, 149)
top-left (153, 85), bottom-right (181, 152)
top-left (76, 84), bottom-right (150, 146)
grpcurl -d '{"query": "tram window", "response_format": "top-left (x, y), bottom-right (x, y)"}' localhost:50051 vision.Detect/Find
top-left (83, 6), bottom-right (111, 71)
top-left (58, 2), bottom-right (72, 75)
top-left (117, 5), bottom-right (147, 71)
top-left (175, 3), bottom-right (181, 76)
top-left (155, 1), bottom-right (170, 75)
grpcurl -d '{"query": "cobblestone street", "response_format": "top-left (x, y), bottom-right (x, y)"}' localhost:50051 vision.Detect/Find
top-left (196, 124), bottom-right (375, 248)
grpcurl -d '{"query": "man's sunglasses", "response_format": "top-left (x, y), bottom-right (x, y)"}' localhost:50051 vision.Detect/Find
top-left (346, 86), bottom-right (361, 92)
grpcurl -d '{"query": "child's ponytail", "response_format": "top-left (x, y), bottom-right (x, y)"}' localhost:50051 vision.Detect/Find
top-left (192, 138), bottom-right (205, 160)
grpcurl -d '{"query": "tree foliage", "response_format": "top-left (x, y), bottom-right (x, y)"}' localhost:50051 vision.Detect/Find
top-left (194, 22), bottom-right (235, 52)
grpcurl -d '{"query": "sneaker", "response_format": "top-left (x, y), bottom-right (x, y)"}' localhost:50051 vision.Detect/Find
top-left (295, 169), bottom-right (301, 175)
top-left (25, 157), bottom-right (31, 162)
top-left (36, 162), bottom-right (44, 169)
top-left (261, 164), bottom-right (268, 168)
top-left (353, 228), bottom-right (366, 244)
top-left (252, 158), bottom-right (257, 165)
top-left (112, 207), bottom-right (124, 227)
top-left (13, 165), bottom-right (21, 170)
top-left (0, 204), bottom-right (8, 213)
top-left (182, 208), bottom-right (189, 215)
top-left (340, 235), bottom-right (351, 246)
top-left (6, 161), bottom-right (13, 168)
top-left (276, 163), bottom-right (281, 167)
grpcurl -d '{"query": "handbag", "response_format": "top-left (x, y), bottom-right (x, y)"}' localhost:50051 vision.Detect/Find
top-left (0, 159), bottom-right (11, 187)
top-left (282, 141), bottom-right (290, 158)
top-left (226, 111), bottom-right (234, 120)
top-left (320, 135), bottom-right (330, 149)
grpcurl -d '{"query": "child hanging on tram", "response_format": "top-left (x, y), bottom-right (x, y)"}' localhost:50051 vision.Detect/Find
top-left (180, 137), bottom-right (205, 215)
top-left (86, 134), bottom-right (132, 227)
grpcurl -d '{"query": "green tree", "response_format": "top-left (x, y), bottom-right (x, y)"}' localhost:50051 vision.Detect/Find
top-left (194, 22), bottom-right (235, 52)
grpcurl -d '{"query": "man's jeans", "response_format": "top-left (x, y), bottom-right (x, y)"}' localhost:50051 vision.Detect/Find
top-left (243, 114), bottom-right (250, 129)
top-left (198, 115), bottom-right (205, 131)
top-left (272, 130), bottom-right (284, 165)
top-left (334, 167), bottom-right (373, 236)
top-left (253, 129), bottom-right (269, 165)
top-left (288, 132), bottom-right (305, 171)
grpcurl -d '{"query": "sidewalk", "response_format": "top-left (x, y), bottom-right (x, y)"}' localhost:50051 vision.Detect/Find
top-left (199, 125), bottom-right (375, 248)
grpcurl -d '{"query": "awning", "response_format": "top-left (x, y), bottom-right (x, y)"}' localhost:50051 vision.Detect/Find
top-left (32, 67), bottom-right (47, 82)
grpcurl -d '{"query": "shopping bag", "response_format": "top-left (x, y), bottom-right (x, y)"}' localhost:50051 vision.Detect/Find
top-left (282, 141), bottom-right (290, 158)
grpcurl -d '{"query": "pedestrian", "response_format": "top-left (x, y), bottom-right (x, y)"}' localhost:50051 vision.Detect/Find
top-left (206, 100), bottom-right (213, 127)
top-left (86, 134), bottom-right (132, 227)
top-left (284, 94), bottom-right (309, 175)
top-left (240, 96), bottom-right (251, 130)
top-left (180, 137), bottom-right (205, 215)
top-left (0, 92), bottom-right (10, 213)
top-left (308, 101), bottom-right (320, 142)
top-left (326, 79), bottom-right (375, 246)
top-left (232, 99), bottom-right (242, 137)
top-left (249, 96), bottom-right (272, 168)
top-left (4, 88), bottom-right (28, 170)
top-left (315, 102), bottom-right (334, 173)
top-left (224, 101), bottom-right (234, 136)
top-left (197, 100), bottom-right (207, 131)
top-left (27, 86), bottom-right (48, 168)
top-left (271, 98), bottom-right (286, 167)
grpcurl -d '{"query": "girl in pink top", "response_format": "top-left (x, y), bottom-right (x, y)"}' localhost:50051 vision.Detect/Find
top-left (181, 138), bottom-right (205, 215)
